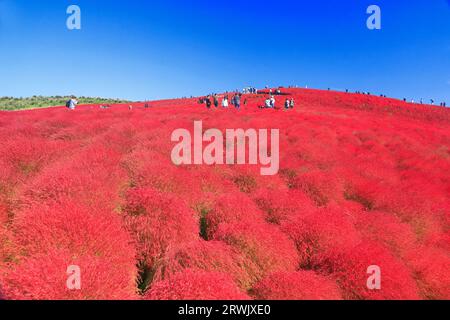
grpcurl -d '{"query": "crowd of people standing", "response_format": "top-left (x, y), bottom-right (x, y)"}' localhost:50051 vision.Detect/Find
top-left (64, 87), bottom-right (446, 112)
top-left (199, 88), bottom-right (296, 111)
top-left (200, 93), bottom-right (244, 110)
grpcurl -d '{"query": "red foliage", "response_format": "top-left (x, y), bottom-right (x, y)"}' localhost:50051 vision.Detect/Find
top-left (290, 169), bottom-right (345, 207)
top-left (344, 177), bottom-right (447, 240)
top-left (21, 146), bottom-right (127, 210)
top-left (0, 137), bottom-right (68, 180)
top-left (0, 280), bottom-right (5, 301)
top-left (406, 247), bottom-right (450, 300)
top-left (356, 211), bottom-right (417, 258)
top-left (252, 271), bottom-right (342, 300)
top-left (125, 149), bottom-right (197, 195)
top-left (0, 160), bottom-right (13, 193)
top-left (2, 201), bottom-right (137, 300)
top-left (2, 249), bottom-right (137, 300)
top-left (213, 221), bottom-right (299, 281)
top-left (0, 226), bottom-right (13, 269)
top-left (0, 162), bottom-right (14, 224)
top-left (0, 88), bottom-right (448, 299)
top-left (281, 207), bottom-right (361, 268)
top-left (253, 189), bottom-right (315, 224)
top-left (316, 242), bottom-right (420, 300)
top-left (146, 269), bottom-right (250, 300)
top-left (204, 193), bottom-right (265, 239)
top-left (154, 240), bottom-right (259, 290)
top-left (0, 202), bottom-right (8, 225)
top-left (123, 188), bottom-right (199, 269)
top-left (425, 231), bottom-right (450, 252)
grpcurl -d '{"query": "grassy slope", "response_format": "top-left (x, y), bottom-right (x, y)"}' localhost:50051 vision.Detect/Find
top-left (0, 96), bottom-right (131, 111)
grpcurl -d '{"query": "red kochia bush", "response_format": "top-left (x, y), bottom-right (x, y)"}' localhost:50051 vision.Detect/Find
top-left (213, 221), bottom-right (299, 281)
top-left (0, 161), bottom-right (13, 224)
top-left (0, 202), bottom-right (8, 225)
top-left (204, 193), bottom-right (265, 239)
top-left (146, 269), bottom-right (249, 300)
top-left (406, 247), bottom-right (450, 300)
top-left (123, 188), bottom-right (199, 269)
top-left (425, 231), bottom-right (450, 252)
top-left (316, 242), bottom-right (420, 300)
top-left (0, 279), bottom-right (5, 300)
top-left (0, 226), bottom-right (13, 268)
top-left (345, 179), bottom-right (445, 240)
top-left (22, 146), bottom-right (126, 210)
top-left (281, 207), bottom-right (361, 268)
top-left (252, 271), bottom-right (342, 300)
top-left (3, 201), bottom-right (137, 300)
top-left (253, 189), bottom-right (316, 224)
top-left (124, 148), bottom-right (199, 198)
top-left (0, 137), bottom-right (65, 179)
top-left (154, 240), bottom-right (259, 290)
top-left (290, 170), bottom-right (344, 206)
top-left (356, 211), bottom-right (417, 258)
top-left (2, 249), bottom-right (137, 300)
top-left (0, 161), bottom-right (11, 193)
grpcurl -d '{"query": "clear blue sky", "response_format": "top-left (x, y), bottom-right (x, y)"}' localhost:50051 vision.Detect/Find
top-left (1, 0), bottom-right (449, 102)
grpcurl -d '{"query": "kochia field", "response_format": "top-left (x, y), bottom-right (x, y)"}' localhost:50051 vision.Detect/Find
top-left (0, 88), bottom-right (448, 300)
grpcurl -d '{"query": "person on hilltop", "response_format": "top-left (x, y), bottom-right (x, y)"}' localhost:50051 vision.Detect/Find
top-left (213, 94), bottom-right (219, 108)
top-left (290, 98), bottom-right (295, 109)
top-left (205, 96), bottom-right (212, 109)
top-left (233, 94), bottom-right (241, 110)
top-left (66, 96), bottom-right (78, 110)
top-left (284, 98), bottom-right (291, 110)
top-left (270, 95), bottom-right (276, 108)
top-left (265, 97), bottom-right (272, 109)
top-left (222, 95), bottom-right (229, 108)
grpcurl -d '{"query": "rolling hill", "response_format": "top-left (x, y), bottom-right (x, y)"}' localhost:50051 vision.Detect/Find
top-left (0, 88), bottom-right (449, 300)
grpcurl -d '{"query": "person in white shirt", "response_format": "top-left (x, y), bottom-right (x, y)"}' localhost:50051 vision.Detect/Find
top-left (66, 97), bottom-right (78, 110)
top-left (222, 96), bottom-right (229, 108)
